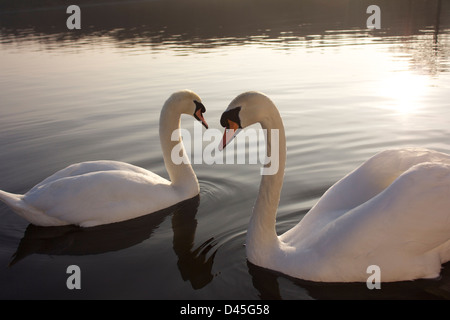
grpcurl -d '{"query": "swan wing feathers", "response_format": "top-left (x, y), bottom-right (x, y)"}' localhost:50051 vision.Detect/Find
top-left (28, 160), bottom-right (158, 193)
top-left (281, 148), bottom-right (450, 281)
top-left (306, 161), bottom-right (450, 281)
top-left (292, 148), bottom-right (450, 232)
top-left (23, 164), bottom-right (173, 227)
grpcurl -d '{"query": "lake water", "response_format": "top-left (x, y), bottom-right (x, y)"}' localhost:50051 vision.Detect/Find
top-left (1, 0), bottom-right (450, 300)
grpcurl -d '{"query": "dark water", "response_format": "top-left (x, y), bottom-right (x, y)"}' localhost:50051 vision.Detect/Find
top-left (1, 0), bottom-right (450, 300)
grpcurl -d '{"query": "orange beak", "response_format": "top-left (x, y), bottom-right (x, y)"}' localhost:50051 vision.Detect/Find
top-left (219, 120), bottom-right (241, 151)
top-left (195, 109), bottom-right (209, 129)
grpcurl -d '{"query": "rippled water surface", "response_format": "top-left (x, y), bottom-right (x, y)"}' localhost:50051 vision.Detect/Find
top-left (1, 0), bottom-right (450, 300)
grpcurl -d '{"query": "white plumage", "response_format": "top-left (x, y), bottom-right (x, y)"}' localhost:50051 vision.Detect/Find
top-left (220, 91), bottom-right (450, 282)
top-left (0, 90), bottom-right (208, 227)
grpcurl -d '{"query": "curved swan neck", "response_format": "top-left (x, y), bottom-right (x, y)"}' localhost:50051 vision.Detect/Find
top-left (247, 102), bottom-right (287, 259)
top-left (159, 100), bottom-right (199, 193)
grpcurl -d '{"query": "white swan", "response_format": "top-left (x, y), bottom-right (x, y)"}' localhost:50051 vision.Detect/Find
top-left (219, 91), bottom-right (450, 282)
top-left (0, 90), bottom-right (208, 227)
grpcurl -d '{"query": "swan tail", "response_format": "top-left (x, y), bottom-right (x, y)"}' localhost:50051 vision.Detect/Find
top-left (0, 190), bottom-right (68, 226)
top-left (0, 190), bottom-right (25, 211)
top-left (0, 190), bottom-right (42, 223)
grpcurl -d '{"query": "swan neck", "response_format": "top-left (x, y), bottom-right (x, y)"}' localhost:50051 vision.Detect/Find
top-left (247, 104), bottom-right (286, 259)
top-left (159, 102), bottom-right (198, 194)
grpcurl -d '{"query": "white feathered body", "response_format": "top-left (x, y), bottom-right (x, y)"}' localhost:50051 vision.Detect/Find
top-left (0, 90), bottom-right (204, 227)
top-left (270, 148), bottom-right (450, 282)
top-left (223, 92), bottom-right (450, 283)
top-left (0, 161), bottom-right (192, 227)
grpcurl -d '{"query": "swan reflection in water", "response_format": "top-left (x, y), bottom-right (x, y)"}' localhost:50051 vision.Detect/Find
top-left (247, 255), bottom-right (450, 300)
top-left (9, 195), bottom-right (217, 290)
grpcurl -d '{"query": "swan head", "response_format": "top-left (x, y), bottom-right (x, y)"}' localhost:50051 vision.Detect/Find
top-left (193, 100), bottom-right (208, 129)
top-left (219, 91), bottom-right (274, 150)
top-left (167, 90), bottom-right (209, 129)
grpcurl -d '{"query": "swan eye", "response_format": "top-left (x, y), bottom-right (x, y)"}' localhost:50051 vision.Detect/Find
top-left (220, 107), bottom-right (242, 129)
